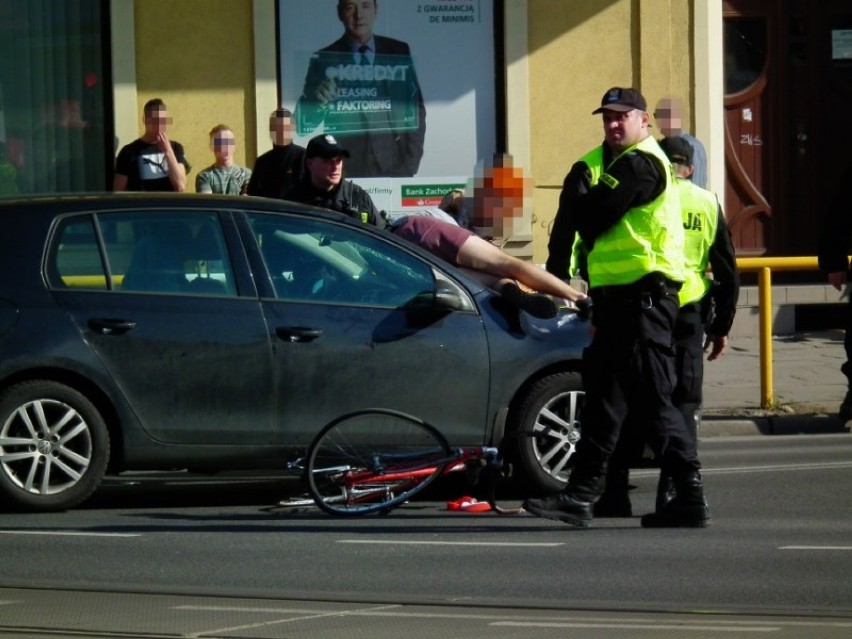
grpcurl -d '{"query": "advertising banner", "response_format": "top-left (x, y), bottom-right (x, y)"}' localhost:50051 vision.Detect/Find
top-left (278, 0), bottom-right (495, 212)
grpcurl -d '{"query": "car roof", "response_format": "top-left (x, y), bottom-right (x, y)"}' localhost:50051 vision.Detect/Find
top-left (0, 191), bottom-right (491, 294)
top-left (0, 192), bottom-right (348, 221)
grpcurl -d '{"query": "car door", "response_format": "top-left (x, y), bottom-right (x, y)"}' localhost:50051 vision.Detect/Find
top-left (47, 208), bottom-right (275, 445)
top-left (242, 212), bottom-right (493, 447)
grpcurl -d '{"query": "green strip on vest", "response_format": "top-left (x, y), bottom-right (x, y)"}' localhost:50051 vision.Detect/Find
top-left (599, 173), bottom-right (619, 189)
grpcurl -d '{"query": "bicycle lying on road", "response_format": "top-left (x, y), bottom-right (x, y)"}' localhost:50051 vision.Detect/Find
top-left (283, 408), bottom-right (525, 516)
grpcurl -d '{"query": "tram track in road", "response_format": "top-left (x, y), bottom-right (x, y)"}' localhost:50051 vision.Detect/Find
top-left (1, 585), bottom-right (852, 639)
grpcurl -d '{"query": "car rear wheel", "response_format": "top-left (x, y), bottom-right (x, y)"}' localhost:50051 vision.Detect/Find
top-left (0, 381), bottom-right (110, 511)
top-left (511, 372), bottom-right (583, 493)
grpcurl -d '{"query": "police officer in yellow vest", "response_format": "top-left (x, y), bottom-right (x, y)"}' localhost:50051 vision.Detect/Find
top-left (594, 135), bottom-right (740, 520)
top-left (526, 87), bottom-right (708, 528)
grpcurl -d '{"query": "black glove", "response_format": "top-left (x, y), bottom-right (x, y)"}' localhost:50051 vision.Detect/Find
top-left (575, 296), bottom-right (593, 321)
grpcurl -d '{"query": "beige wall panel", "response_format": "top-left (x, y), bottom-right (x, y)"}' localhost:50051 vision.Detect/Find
top-left (528, 0), bottom-right (634, 263)
top-left (641, 0), bottom-right (693, 131)
top-left (133, 0), bottom-right (255, 191)
top-left (527, 0), bottom-right (695, 263)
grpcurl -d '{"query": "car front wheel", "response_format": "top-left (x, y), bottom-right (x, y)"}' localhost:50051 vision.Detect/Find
top-left (0, 381), bottom-right (110, 512)
top-left (511, 372), bottom-right (584, 493)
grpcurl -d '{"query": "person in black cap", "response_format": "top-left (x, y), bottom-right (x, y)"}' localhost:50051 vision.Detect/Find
top-left (594, 135), bottom-right (739, 520)
top-left (246, 108), bottom-right (306, 199)
top-left (287, 133), bottom-right (386, 228)
top-left (526, 86), bottom-right (709, 528)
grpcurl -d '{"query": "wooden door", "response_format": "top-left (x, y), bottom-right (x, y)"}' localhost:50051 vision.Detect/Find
top-left (723, 0), bottom-right (852, 257)
top-left (723, 0), bottom-right (778, 256)
top-left (786, 2), bottom-right (852, 257)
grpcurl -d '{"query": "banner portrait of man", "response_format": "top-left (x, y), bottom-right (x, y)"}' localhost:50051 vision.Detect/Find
top-left (294, 0), bottom-right (426, 178)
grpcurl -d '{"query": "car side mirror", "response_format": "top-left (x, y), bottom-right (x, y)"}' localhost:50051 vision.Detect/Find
top-left (404, 284), bottom-right (465, 327)
top-left (435, 281), bottom-right (468, 311)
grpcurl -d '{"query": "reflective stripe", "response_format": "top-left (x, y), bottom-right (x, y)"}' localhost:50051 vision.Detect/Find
top-left (677, 178), bottom-right (719, 305)
top-left (587, 136), bottom-right (685, 287)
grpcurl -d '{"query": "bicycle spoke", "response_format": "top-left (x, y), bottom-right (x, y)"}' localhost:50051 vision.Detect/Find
top-left (306, 409), bottom-right (451, 516)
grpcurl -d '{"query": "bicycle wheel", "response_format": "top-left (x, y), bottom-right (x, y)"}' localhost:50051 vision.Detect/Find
top-left (306, 409), bottom-right (452, 516)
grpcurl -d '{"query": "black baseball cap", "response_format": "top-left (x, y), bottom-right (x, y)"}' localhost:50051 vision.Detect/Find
top-left (659, 136), bottom-right (695, 166)
top-left (592, 87), bottom-right (648, 114)
top-left (305, 134), bottom-right (350, 159)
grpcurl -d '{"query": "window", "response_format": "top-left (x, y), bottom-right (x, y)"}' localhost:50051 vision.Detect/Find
top-left (49, 216), bottom-right (107, 289)
top-left (0, 1), bottom-right (110, 194)
top-left (249, 213), bottom-right (435, 307)
top-left (48, 211), bottom-right (237, 296)
top-left (724, 19), bottom-right (767, 95)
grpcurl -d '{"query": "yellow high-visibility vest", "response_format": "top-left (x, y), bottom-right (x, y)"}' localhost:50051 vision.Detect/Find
top-left (676, 177), bottom-right (719, 305)
top-left (586, 136), bottom-right (685, 288)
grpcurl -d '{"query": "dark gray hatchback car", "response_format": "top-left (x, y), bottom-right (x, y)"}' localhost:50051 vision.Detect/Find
top-left (0, 194), bottom-right (589, 511)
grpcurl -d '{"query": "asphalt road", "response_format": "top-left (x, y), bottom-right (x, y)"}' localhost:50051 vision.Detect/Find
top-left (0, 433), bottom-right (851, 638)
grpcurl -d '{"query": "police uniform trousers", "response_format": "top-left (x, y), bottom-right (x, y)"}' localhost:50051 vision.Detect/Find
top-left (672, 301), bottom-right (705, 443)
top-left (567, 277), bottom-right (701, 501)
top-left (843, 294), bottom-right (852, 386)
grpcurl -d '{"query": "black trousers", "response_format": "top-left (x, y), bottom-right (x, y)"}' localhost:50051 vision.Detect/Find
top-left (567, 284), bottom-right (701, 501)
top-left (607, 304), bottom-right (704, 475)
top-left (843, 294), bottom-right (852, 386)
top-left (672, 305), bottom-right (704, 442)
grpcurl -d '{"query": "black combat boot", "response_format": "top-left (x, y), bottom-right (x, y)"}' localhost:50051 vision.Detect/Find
top-left (593, 468), bottom-right (632, 517)
top-left (654, 472), bottom-right (675, 513)
top-left (523, 492), bottom-right (593, 527)
top-left (640, 471), bottom-right (710, 528)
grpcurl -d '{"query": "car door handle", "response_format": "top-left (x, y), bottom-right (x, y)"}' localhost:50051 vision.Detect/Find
top-left (88, 318), bottom-right (138, 335)
top-left (276, 326), bottom-right (323, 343)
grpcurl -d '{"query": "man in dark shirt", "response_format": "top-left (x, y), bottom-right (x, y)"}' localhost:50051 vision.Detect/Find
top-left (287, 133), bottom-right (385, 228)
top-left (246, 108), bottom-right (306, 199)
top-left (818, 163), bottom-right (852, 422)
top-left (114, 98), bottom-right (190, 192)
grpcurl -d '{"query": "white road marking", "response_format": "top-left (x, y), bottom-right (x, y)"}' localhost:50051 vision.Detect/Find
top-left (704, 461), bottom-right (852, 474)
top-left (181, 604), bottom-right (401, 638)
top-left (492, 621), bottom-right (780, 632)
top-left (779, 546), bottom-right (852, 551)
top-left (336, 539), bottom-right (563, 547)
top-left (630, 461), bottom-right (852, 479)
top-left (175, 607), bottom-right (852, 632)
top-left (0, 530), bottom-right (140, 538)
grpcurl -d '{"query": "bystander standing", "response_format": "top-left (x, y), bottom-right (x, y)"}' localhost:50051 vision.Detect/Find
top-left (246, 108), bottom-right (305, 199)
top-left (654, 96), bottom-right (708, 189)
top-left (113, 98), bottom-right (190, 192)
top-left (195, 124), bottom-right (251, 195)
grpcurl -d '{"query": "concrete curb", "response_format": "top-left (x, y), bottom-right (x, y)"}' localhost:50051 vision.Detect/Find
top-left (700, 414), bottom-right (850, 438)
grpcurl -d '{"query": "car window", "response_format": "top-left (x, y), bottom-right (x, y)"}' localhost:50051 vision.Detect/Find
top-left (48, 211), bottom-right (237, 296)
top-left (248, 213), bottom-right (435, 307)
top-left (49, 216), bottom-right (109, 289)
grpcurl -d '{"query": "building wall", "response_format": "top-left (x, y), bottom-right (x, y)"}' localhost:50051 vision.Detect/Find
top-left (116, 0), bottom-right (705, 255)
top-left (123, 0), bottom-right (257, 191)
top-left (525, 0), bottom-right (696, 264)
